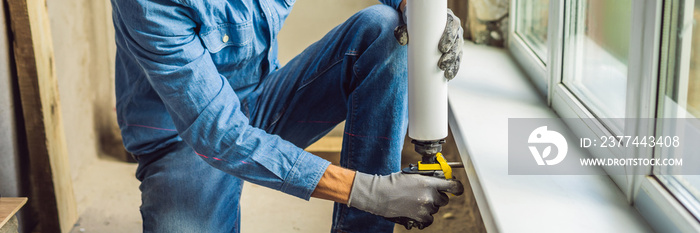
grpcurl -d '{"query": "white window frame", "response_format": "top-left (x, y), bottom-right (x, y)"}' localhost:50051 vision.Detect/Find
top-left (509, 0), bottom-right (700, 232)
top-left (646, 0), bottom-right (700, 230)
top-left (508, 0), bottom-right (549, 95)
top-left (554, 0), bottom-right (657, 197)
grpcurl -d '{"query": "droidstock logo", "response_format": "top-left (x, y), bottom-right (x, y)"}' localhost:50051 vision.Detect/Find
top-left (528, 126), bottom-right (568, 165)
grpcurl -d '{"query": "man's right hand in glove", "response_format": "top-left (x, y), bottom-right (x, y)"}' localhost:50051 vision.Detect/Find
top-left (311, 165), bottom-right (464, 229)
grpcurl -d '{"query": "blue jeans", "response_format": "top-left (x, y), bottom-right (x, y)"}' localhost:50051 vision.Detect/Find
top-left (134, 5), bottom-right (407, 233)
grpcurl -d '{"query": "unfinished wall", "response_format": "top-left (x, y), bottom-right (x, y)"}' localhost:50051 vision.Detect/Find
top-left (277, 0), bottom-right (377, 64)
top-left (45, 0), bottom-right (118, 193)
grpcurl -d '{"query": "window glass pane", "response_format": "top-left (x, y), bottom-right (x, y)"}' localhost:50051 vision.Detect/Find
top-left (656, 0), bottom-right (700, 217)
top-left (515, 0), bottom-right (550, 63)
top-left (563, 0), bottom-right (633, 131)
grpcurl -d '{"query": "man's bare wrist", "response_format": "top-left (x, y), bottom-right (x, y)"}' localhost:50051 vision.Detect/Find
top-left (311, 165), bottom-right (356, 204)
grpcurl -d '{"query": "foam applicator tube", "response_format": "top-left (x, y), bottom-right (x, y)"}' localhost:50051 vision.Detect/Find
top-left (407, 0), bottom-right (448, 141)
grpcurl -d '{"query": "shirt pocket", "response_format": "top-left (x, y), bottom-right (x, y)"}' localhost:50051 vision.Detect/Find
top-left (199, 22), bottom-right (253, 53)
top-left (199, 22), bottom-right (257, 88)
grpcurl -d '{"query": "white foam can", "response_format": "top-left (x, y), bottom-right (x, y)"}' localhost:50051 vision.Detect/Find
top-left (407, 0), bottom-right (448, 141)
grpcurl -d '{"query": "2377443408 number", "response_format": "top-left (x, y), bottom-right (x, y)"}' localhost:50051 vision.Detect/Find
top-left (579, 136), bottom-right (680, 148)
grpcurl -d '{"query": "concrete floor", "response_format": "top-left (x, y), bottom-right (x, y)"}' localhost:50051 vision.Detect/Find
top-left (67, 154), bottom-right (342, 233)
top-left (69, 1), bottom-right (380, 232)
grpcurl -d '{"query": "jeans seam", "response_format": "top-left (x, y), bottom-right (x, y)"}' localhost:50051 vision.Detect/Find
top-left (349, 93), bottom-right (358, 170)
top-left (265, 105), bottom-right (287, 133)
top-left (334, 205), bottom-right (349, 233)
top-left (334, 81), bottom-right (358, 233)
top-left (296, 58), bottom-right (344, 92)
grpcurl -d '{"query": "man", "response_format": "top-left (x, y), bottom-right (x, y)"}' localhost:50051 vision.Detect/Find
top-left (111, 0), bottom-right (464, 232)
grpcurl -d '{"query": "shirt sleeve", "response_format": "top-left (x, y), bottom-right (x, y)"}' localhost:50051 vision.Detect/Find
top-left (112, 0), bottom-right (330, 200)
top-left (379, 0), bottom-right (403, 10)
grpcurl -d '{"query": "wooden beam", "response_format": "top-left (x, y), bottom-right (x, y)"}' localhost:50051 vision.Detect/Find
top-left (0, 198), bottom-right (27, 229)
top-left (305, 136), bottom-right (343, 153)
top-left (6, 0), bottom-right (77, 232)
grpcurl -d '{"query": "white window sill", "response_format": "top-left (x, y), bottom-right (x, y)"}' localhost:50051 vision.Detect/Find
top-left (448, 42), bottom-right (651, 232)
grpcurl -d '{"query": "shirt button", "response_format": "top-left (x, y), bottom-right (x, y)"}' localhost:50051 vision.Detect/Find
top-left (222, 35), bottom-right (229, 43)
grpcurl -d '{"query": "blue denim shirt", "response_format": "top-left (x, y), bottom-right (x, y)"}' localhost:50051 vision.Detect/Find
top-left (112, 0), bottom-right (402, 200)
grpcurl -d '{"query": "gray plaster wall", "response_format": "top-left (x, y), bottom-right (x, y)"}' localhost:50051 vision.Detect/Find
top-left (0, 0), bottom-right (22, 199)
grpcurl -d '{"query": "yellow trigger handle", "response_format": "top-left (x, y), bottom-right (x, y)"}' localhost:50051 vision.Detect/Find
top-left (416, 152), bottom-right (453, 179)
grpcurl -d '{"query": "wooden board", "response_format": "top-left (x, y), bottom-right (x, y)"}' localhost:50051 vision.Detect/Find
top-left (305, 136), bottom-right (343, 153)
top-left (6, 0), bottom-right (78, 232)
top-left (0, 198), bottom-right (27, 229)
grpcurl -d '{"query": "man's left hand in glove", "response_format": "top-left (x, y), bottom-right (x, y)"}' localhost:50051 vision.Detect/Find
top-left (394, 1), bottom-right (464, 80)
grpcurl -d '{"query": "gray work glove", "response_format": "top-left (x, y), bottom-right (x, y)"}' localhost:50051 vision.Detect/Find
top-left (394, 9), bottom-right (464, 80)
top-left (347, 172), bottom-right (464, 230)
